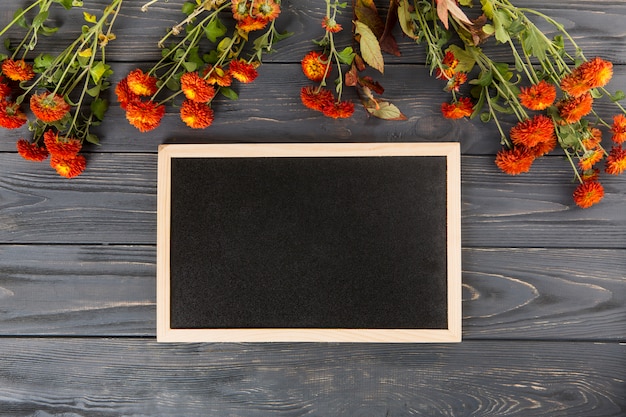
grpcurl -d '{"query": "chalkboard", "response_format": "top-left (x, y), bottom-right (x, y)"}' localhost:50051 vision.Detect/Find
top-left (157, 143), bottom-right (461, 342)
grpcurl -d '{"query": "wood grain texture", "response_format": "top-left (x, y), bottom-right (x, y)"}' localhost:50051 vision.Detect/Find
top-left (0, 339), bottom-right (623, 417)
top-left (1, 246), bottom-right (623, 340)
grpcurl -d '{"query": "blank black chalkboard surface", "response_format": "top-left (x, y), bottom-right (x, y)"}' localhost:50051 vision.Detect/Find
top-left (157, 143), bottom-right (461, 342)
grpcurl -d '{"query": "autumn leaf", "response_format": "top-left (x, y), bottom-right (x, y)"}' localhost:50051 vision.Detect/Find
top-left (354, 21), bottom-right (384, 74)
top-left (365, 101), bottom-right (407, 120)
top-left (398, 0), bottom-right (418, 40)
top-left (436, 0), bottom-right (473, 30)
top-left (355, 0), bottom-right (384, 38)
top-left (379, 0), bottom-right (401, 56)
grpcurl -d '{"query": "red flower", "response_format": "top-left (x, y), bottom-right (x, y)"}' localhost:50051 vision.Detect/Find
top-left (322, 100), bottom-right (355, 119)
top-left (231, 0), bottom-right (249, 20)
top-left (16, 139), bottom-right (49, 162)
top-left (0, 78), bottom-right (11, 100)
top-left (557, 92), bottom-right (593, 124)
top-left (445, 72), bottom-right (467, 92)
top-left (254, 0), bottom-right (281, 21)
top-left (322, 16), bottom-right (342, 33)
top-left (50, 154), bottom-right (87, 179)
top-left (509, 115), bottom-right (556, 149)
top-left (300, 86), bottom-right (334, 112)
top-left (572, 181), bottom-right (604, 208)
top-left (436, 51), bottom-right (459, 80)
top-left (578, 149), bottom-right (605, 171)
top-left (441, 97), bottom-right (473, 119)
top-left (495, 147), bottom-right (535, 175)
top-left (1, 59), bottom-right (35, 81)
top-left (180, 72), bottom-right (216, 103)
top-left (301, 51), bottom-right (331, 82)
top-left (518, 80), bottom-right (557, 111)
top-left (43, 129), bottom-right (82, 158)
top-left (579, 57), bottom-right (613, 89)
top-left (560, 73), bottom-right (591, 98)
top-left (610, 114), bottom-right (626, 145)
top-left (0, 100), bottom-right (27, 129)
top-left (125, 100), bottom-right (166, 132)
top-left (126, 69), bottom-right (158, 96)
top-left (236, 15), bottom-right (269, 32)
top-left (180, 100), bottom-right (214, 129)
top-left (605, 146), bottom-right (626, 175)
top-left (204, 65), bottom-right (233, 87)
top-left (229, 60), bottom-right (258, 83)
top-left (30, 92), bottom-right (71, 123)
top-left (115, 78), bottom-right (140, 110)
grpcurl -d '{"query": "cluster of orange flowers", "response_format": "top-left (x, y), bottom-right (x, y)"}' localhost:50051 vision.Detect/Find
top-left (118, 0), bottom-right (280, 132)
top-left (1, 58), bottom-right (86, 178)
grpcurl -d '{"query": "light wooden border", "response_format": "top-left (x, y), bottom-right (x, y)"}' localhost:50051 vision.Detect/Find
top-left (157, 143), bottom-right (462, 343)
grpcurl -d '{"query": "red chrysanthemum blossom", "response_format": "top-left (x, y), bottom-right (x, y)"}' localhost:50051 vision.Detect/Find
top-left (519, 80), bottom-right (557, 110)
top-left (441, 97), bottom-right (473, 119)
top-left (204, 65), bottom-right (233, 87)
top-left (236, 15), bottom-right (269, 32)
top-left (0, 79), bottom-right (11, 100)
top-left (0, 100), bottom-right (27, 129)
top-left (579, 57), bottom-right (613, 89)
top-left (16, 139), bottom-right (49, 162)
top-left (231, 0), bottom-right (249, 20)
top-left (495, 147), bottom-right (535, 175)
top-left (581, 128), bottom-right (602, 151)
top-left (1, 59), bottom-right (35, 81)
top-left (572, 181), bottom-right (604, 208)
top-left (125, 100), bottom-right (166, 132)
top-left (322, 100), bottom-right (355, 119)
top-left (180, 100), bottom-right (214, 129)
top-left (435, 51), bottom-right (459, 80)
top-left (125, 69), bottom-right (158, 96)
top-left (229, 60), bottom-right (258, 83)
top-left (510, 115), bottom-right (556, 149)
top-left (301, 51), bottom-right (331, 82)
top-left (50, 154), bottom-right (86, 179)
top-left (300, 86), bottom-right (334, 112)
top-left (557, 92), bottom-right (593, 124)
top-left (605, 146), bottom-right (626, 175)
top-left (610, 114), bottom-right (626, 144)
top-left (445, 72), bottom-right (467, 92)
top-left (254, 0), bottom-right (281, 21)
top-left (180, 72), bottom-right (216, 103)
top-left (30, 92), bottom-right (71, 123)
top-left (115, 78), bottom-right (140, 110)
top-left (43, 129), bottom-right (82, 158)
top-left (527, 134), bottom-right (557, 157)
top-left (559, 73), bottom-right (591, 98)
top-left (581, 168), bottom-right (600, 182)
top-left (322, 16), bottom-right (342, 33)
top-left (578, 149), bottom-right (605, 171)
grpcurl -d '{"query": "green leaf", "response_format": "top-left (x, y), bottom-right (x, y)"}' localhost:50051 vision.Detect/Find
top-left (590, 88), bottom-right (603, 99)
top-left (54, 0), bottom-right (76, 10)
top-left (34, 53), bottom-right (54, 71)
top-left (89, 61), bottom-right (111, 84)
top-left (182, 2), bottom-right (196, 15)
top-left (13, 8), bottom-right (28, 29)
top-left (182, 61), bottom-right (198, 72)
top-left (365, 101), bottom-right (407, 120)
top-left (205, 18), bottom-right (227, 43)
top-left (33, 11), bottom-right (49, 28)
top-left (354, 21), bottom-right (384, 74)
top-left (86, 133), bottom-right (101, 146)
top-left (610, 90), bottom-right (625, 102)
top-left (40, 25), bottom-right (59, 35)
top-left (446, 45), bottom-right (475, 73)
top-left (493, 10), bottom-right (511, 44)
top-left (90, 98), bottom-right (108, 121)
top-left (337, 47), bottom-right (356, 66)
top-left (86, 85), bottom-right (101, 98)
top-left (166, 77), bottom-right (180, 91)
top-left (521, 26), bottom-right (548, 62)
top-left (83, 12), bottom-right (97, 24)
top-left (220, 87), bottom-right (238, 100)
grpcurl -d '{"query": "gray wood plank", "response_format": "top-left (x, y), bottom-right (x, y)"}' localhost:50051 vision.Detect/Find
top-left (1, 153), bottom-right (624, 247)
top-left (0, 339), bottom-right (623, 417)
top-left (1, 245), bottom-right (623, 340)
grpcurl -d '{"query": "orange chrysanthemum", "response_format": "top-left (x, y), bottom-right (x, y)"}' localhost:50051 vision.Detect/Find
top-left (436, 51), bottom-right (459, 80)
top-left (572, 181), bottom-right (604, 208)
top-left (518, 80), bottom-right (557, 110)
top-left (0, 100), bottom-right (27, 129)
top-left (445, 72), bottom-right (467, 92)
top-left (300, 86), bottom-right (334, 112)
top-left (1, 59), bottom-right (35, 81)
top-left (231, 0), bottom-right (249, 20)
top-left (204, 65), bottom-right (233, 87)
top-left (610, 114), bottom-right (626, 144)
top-left (254, 0), bottom-right (281, 21)
top-left (557, 93), bottom-right (593, 124)
top-left (581, 168), bottom-right (600, 182)
top-left (43, 129), bottom-right (82, 158)
top-left (605, 146), bottom-right (626, 175)
top-left (495, 147), bottom-right (535, 175)
top-left (180, 72), bottom-right (216, 103)
top-left (322, 16), bottom-right (342, 33)
top-left (180, 100), bottom-right (214, 129)
top-left (578, 149), bottom-right (605, 171)
top-left (322, 100), bottom-right (355, 119)
top-left (115, 78), bottom-right (140, 110)
top-left (301, 51), bottom-right (331, 82)
top-left (30, 92), bottom-right (71, 123)
top-left (579, 57), bottom-right (613, 89)
top-left (126, 69), bottom-right (158, 96)
top-left (559, 73), bottom-right (591, 98)
top-left (527, 134), bottom-right (557, 157)
top-left (236, 15), bottom-right (269, 32)
top-left (0, 79), bottom-right (11, 100)
top-left (441, 97), bottom-right (473, 119)
top-left (16, 139), bottom-right (49, 162)
top-left (50, 154), bottom-right (86, 179)
top-left (125, 100), bottom-right (166, 132)
top-left (510, 115), bottom-right (556, 148)
top-left (229, 60), bottom-right (258, 83)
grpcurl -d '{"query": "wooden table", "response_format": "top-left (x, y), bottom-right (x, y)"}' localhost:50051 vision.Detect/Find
top-left (1, 1), bottom-right (624, 415)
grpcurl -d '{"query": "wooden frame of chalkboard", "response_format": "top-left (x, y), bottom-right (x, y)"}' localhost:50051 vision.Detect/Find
top-left (157, 143), bottom-right (461, 343)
